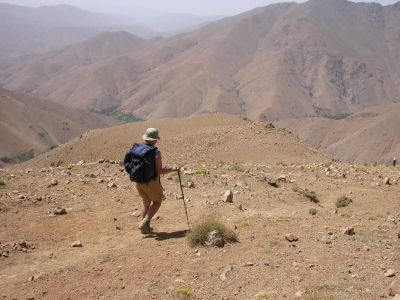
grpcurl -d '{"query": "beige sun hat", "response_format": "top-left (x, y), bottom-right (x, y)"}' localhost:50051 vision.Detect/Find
top-left (143, 128), bottom-right (160, 141)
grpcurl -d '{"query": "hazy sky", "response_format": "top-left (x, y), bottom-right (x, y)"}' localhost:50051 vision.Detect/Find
top-left (3, 0), bottom-right (399, 16)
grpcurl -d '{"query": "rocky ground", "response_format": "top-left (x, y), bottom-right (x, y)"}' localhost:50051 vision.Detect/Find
top-left (1, 157), bottom-right (399, 299)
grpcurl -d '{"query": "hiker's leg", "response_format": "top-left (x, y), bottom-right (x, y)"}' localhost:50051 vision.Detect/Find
top-left (147, 202), bottom-right (161, 220)
top-left (141, 197), bottom-right (151, 219)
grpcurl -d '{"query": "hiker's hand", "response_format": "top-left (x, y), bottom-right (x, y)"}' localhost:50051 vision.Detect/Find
top-left (171, 165), bottom-right (180, 172)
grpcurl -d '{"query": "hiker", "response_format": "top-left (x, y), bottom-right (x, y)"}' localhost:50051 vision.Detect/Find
top-left (124, 128), bottom-right (179, 234)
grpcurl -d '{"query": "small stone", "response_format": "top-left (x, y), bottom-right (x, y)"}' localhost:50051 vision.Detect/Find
top-left (389, 280), bottom-right (400, 296)
top-left (265, 175), bottom-right (278, 187)
top-left (53, 207), bottom-right (67, 215)
top-left (131, 211), bottom-right (141, 217)
top-left (107, 182), bottom-right (117, 188)
top-left (186, 181), bottom-right (195, 188)
top-left (97, 179), bottom-right (104, 184)
top-left (295, 291), bottom-right (303, 298)
top-left (285, 233), bottom-right (299, 242)
top-left (205, 230), bottom-right (225, 247)
top-left (385, 269), bottom-right (396, 277)
top-left (50, 179), bottom-right (58, 186)
top-left (27, 276), bottom-right (34, 282)
top-left (77, 160), bottom-right (85, 166)
top-left (223, 190), bottom-right (233, 203)
top-left (384, 177), bottom-right (391, 185)
top-left (220, 265), bottom-right (234, 281)
top-left (71, 240), bottom-right (82, 247)
top-left (342, 227), bottom-right (355, 235)
top-left (278, 174), bottom-right (287, 182)
top-left (238, 204), bottom-right (243, 211)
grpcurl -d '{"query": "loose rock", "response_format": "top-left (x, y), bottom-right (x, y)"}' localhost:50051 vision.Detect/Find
top-left (220, 265), bottom-right (234, 281)
top-left (285, 233), bottom-right (299, 242)
top-left (205, 230), bottom-right (225, 247)
top-left (71, 240), bottom-right (82, 247)
top-left (50, 179), bottom-right (58, 186)
top-left (389, 280), bottom-right (400, 296)
top-left (53, 207), bottom-right (67, 215)
top-left (385, 269), bottom-right (396, 278)
top-left (223, 190), bottom-right (233, 203)
top-left (342, 227), bottom-right (355, 235)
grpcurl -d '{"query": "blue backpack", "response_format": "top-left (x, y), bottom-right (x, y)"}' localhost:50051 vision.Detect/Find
top-left (124, 144), bottom-right (158, 183)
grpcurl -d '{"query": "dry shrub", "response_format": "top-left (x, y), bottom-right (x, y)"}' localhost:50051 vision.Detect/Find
top-left (187, 216), bottom-right (238, 247)
top-left (336, 195), bottom-right (353, 208)
top-left (293, 186), bottom-right (319, 203)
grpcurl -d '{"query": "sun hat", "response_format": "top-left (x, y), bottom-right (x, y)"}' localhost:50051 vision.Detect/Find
top-left (143, 128), bottom-right (160, 141)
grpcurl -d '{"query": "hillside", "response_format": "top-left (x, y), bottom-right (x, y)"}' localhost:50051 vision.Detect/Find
top-left (1, 0), bottom-right (399, 120)
top-left (277, 103), bottom-right (400, 164)
top-left (24, 113), bottom-right (327, 169)
top-left (0, 88), bottom-right (117, 166)
top-left (1, 113), bottom-right (399, 299)
top-left (0, 3), bottom-right (155, 58)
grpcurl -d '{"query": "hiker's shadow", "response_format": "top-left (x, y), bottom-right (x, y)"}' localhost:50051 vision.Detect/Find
top-left (144, 230), bottom-right (188, 241)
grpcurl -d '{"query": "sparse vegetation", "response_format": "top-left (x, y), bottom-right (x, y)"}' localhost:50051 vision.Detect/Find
top-left (335, 195), bottom-right (353, 208)
top-left (230, 163), bottom-right (246, 172)
top-left (293, 186), bottom-right (319, 203)
top-left (194, 169), bottom-right (209, 175)
top-left (176, 288), bottom-right (192, 298)
top-left (16, 150), bottom-right (34, 162)
top-left (187, 217), bottom-right (238, 247)
top-left (94, 106), bottom-right (143, 123)
top-left (309, 208), bottom-right (318, 215)
top-left (0, 156), bottom-right (12, 163)
top-left (276, 161), bottom-right (288, 167)
top-left (0, 179), bottom-right (6, 186)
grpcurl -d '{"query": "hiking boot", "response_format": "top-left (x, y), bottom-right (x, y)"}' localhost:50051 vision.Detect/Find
top-left (138, 218), bottom-right (153, 234)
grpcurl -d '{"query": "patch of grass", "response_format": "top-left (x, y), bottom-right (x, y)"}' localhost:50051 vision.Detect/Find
top-left (276, 161), bottom-right (288, 167)
top-left (293, 186), bottom-right (319, 203)
top-left (340, 213), bottom-right (352, 218)
top-left (187, 216), bottom-right (238, 247)
top-left (148, 281), bottom-right (166, 291)
top-left (239, 220), bottom-right (250, 228)
top-left (16, 150), bottom-right (34, 162)
top-left (92, 105), bottom-right (143, 124)
top-left (230, 163), bottom-right (246, 172)
top-left (0, 179), bottom-right (5, 186)
top-left (194, 169), bottom-right (209, 175)
top-left (275, 216), bottom-right (290, 223)
top-left (174, 174), bottom-right (193, 184)
top-left (255, 291), bottom-right (277, 298)
top-left (260, 239), bottom-right (282, 254)
top-left (176, 288), bottom-right (192, 298)
top-left (309, 208), bottom-right (318, 215)
top-left (335, 195), bottom-right (352, 208)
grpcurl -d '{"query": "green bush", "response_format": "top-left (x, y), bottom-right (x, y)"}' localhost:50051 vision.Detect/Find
top-left (17, 150), bottom-right (34, 162)
top-left (176, 288), bottom-right (192, 298)
top-left (187, 217), bottom-right (238, 247)
top-left (194, 169), bottom-right (209, 175)
top-left (336, 195), bottom-right (353, 208)
top-left (309, 208), bottom-right (317, 215)
top-left (0, 179), bottom-right (5, 186)
top-left (293, 186), bottom-right (319, 203)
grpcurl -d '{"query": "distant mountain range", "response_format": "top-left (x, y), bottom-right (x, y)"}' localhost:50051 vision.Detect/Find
top-left (2, 0), bottom-right (399, 120)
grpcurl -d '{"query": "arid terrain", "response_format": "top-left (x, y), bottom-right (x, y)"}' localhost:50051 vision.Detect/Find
top-left (0, 88), bottom-right (117, 166)
top-left (1, 114), bottom-right (399, 299)
top-left (277, 102), bottom-right (400, 164)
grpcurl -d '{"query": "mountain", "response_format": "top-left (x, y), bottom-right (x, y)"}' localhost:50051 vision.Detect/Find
top-left (1, 0), bottom-right (400, 121)
top-left (0, 3), bottom-right (155, 58)
top-left (276, 102), bottom-right (400, 164)
top-left (0, 88), bottom-right (117, 166)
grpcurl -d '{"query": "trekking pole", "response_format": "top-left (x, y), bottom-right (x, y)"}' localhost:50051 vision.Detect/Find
top-left (177, 169), bottom-right (191, 232)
